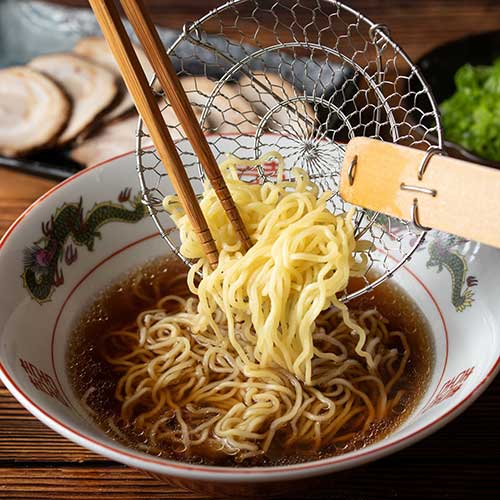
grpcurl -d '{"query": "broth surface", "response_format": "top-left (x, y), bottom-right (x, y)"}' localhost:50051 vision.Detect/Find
top-left (67, 256), bottom-right (433, 466)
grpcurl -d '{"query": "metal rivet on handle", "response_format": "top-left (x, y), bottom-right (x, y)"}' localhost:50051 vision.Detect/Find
top-left (417, 146), bottom-right (443, 181)
top-left (411, 198), bottom-right (431, 231)
top-left (348, 155), bottom-right (358, 186)
top-left (400, 183), bottom-right (437, 197)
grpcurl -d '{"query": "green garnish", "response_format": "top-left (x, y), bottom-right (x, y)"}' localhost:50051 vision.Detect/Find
top-left (440, 59), bottom-right (500, 161)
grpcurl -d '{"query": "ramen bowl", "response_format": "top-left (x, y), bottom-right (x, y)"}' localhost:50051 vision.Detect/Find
top-left (0, 137), bottom-right (499, 497)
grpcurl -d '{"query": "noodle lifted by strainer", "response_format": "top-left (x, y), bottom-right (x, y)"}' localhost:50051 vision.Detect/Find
top-left (97, 154), bottom-right (410, 462)
top-left (163, 153), bottom-right (369, 385)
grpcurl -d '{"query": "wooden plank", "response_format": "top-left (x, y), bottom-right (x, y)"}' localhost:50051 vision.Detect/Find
top-left (0, 167), bottom-right (55, 199)
top-left (1, 1), bottom-right (500, 498)
top-left (0, 460), bottom-right (499, 499)
top-left (0, 387), bottom-right (105, 463)
top-left (0, 467), bottom-right (199, 500)
top-left (0, 167), bottom-right (56, 236)
top-left (47, 0), bottom-right (500, 65)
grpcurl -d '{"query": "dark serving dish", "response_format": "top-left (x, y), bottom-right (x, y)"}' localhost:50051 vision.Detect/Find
top-left (415, 30), bottom-right (500, 168)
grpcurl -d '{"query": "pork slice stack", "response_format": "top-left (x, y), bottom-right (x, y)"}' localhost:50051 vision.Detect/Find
top-left (74, 36), bottom-right (156, 123)
top-left (29, 53), bottom-right (118, 145)
top-left (0, 34), bottom-right (317, 168)
top-left (0, 66), bottom-right (71, 156)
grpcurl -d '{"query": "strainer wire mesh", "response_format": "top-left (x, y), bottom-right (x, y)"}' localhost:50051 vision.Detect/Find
top-left (136, 0), bottom-right (443, 301)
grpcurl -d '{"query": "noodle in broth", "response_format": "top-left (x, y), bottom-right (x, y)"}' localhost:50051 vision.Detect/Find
top-left (68, 155), bottom-right (433, 464)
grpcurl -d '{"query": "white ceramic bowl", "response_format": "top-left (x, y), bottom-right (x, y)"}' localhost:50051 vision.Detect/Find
top-left (0, 140), bottom-right (499, 497)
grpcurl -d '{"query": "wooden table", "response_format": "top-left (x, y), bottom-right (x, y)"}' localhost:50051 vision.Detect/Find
top-left (1, 1), bottom-right (500, 498)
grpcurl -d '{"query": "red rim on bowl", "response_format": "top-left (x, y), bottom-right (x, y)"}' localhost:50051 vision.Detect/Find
top-left (0, 149), bottom-right (499, 481)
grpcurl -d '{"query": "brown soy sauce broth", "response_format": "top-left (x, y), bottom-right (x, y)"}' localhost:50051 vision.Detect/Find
top-left (67, 257), bottom-right (192, 456)
top-left (67, 257), bottom-right (434, 466)
top-left (336, 277), bottom-right (435, 453)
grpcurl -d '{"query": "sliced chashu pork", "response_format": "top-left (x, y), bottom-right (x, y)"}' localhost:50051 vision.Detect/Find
top-left (71, 75), bottom-right (262, 167)
top-left (74, 36), bottom-right (156, 122)
top-left (180, 76), bottom-right (260, 135)
top-left (70, 101), bottom-right (197, 166)
top-left (70, 113), bottom-right (147, 166)
top-left (30, 53), bottom-right (118, 145)
top-left (0, 66), bottom-right (71, 156)
top-left (238, 72), bottom-right (315, 135)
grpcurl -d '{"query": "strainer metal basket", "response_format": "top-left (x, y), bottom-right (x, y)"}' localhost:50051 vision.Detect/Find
top-left (136, 0), bottom-right (443, 302)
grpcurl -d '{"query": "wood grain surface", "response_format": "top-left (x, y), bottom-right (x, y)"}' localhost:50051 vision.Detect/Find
top-left (50, 0), bottom-right (500, 64)
top-left (1, 1), bottom-right (500, 498)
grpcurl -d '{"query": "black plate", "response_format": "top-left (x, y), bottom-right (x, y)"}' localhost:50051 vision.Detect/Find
top-left (415, 30), bottom-right (500, 168)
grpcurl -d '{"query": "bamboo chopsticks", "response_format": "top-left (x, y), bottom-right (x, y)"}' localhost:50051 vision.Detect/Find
top-left (88, 0), bottom-right (252, 267)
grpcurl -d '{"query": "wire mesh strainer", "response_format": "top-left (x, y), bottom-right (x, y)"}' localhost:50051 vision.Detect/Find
top-left (136, 0), bottom-right (443, 302)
